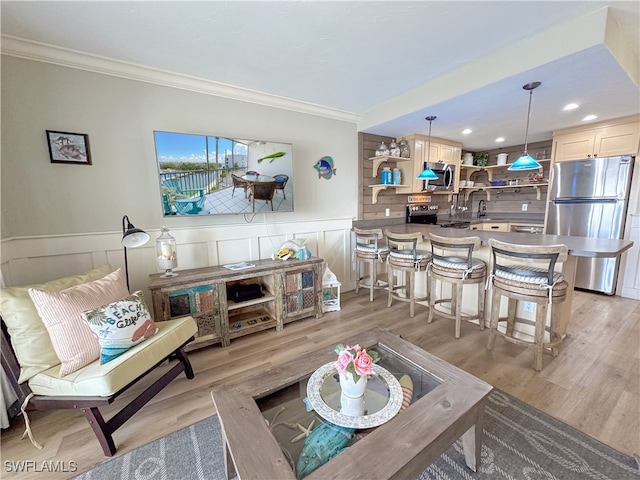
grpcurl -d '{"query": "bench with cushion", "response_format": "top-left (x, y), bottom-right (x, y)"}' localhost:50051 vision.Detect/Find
top-left (0, 264), bottom-right (197, 456)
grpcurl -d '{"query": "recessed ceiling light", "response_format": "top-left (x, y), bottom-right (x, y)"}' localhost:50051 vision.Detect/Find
top-left (495, 137), bottom-right (505, 143)
top-left (462, 129), bottom-right (472, 135)
top-left (563, 103), bottom-right (579, 111)
top-left (582, 115), bottom-right (597, 121)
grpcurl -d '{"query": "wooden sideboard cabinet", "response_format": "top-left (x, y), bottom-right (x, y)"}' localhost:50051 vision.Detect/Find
top-left (148, 257), bottom-right (324, 351)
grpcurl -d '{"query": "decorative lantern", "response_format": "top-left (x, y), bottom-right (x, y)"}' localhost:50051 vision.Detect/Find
top-left (156, 227), bottom-right (178, 277)
top-left (322, 266), bottom-right (341, 312)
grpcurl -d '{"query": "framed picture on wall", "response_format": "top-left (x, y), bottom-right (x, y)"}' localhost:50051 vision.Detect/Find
top-left (46, 130), bottom-right (92, 165)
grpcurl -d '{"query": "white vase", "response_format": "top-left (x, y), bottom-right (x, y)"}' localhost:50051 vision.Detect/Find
top-left (340, 392), bottom-right (365, 416)
top-left (339, 371), bottom-right (367, 398)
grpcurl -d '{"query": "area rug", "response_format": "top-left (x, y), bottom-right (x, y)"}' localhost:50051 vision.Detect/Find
top-left (73, 389), bottom-right (639, 480)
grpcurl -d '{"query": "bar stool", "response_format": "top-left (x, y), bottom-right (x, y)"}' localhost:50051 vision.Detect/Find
top-left (427, 233), bottom-right (486, 338)
top-left (384, 230), bottom-right (431, 317)
top-left (353, 227), bottom-right (390, 301)
top-left (486, 239), bottom-right (568, 371)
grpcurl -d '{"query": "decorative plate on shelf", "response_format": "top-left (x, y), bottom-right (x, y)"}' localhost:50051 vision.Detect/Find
top-left (306, 362), bottom-right (403, 428)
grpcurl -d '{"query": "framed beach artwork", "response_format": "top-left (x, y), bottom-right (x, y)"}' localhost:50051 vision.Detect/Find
top-left (46, 130), bottom-right (92, 165)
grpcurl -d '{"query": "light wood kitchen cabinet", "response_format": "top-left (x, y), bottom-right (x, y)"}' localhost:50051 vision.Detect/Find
top-left (480, 222), bottom-right (510, 232)
top-left (395, 134), bottom-right (461, 194)
top-left (553, 119), bottom-right (639, 162)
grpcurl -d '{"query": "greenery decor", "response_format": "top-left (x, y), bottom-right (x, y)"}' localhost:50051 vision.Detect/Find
top-left (474, 152), bottom-right (489, 166)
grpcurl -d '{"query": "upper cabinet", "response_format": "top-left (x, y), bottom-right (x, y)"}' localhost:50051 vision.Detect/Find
top-left (553, 117), bottom-right (639, 162)
top-left (395, 134), bottom-right (462, 194)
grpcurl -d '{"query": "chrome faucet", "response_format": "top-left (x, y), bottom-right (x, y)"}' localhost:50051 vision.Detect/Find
top-left (477, 199), bottom-right (486, 219)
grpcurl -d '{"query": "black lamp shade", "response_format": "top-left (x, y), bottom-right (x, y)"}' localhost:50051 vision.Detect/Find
top-left (121, 215), bottom-right (149, 291)
top-left (122, 216), bottom-right (150, 247)
top-left (122, 228), bottom-right (150, 248)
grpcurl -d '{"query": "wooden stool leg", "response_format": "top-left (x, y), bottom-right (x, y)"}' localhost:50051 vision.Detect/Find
top-left (487, 287), bottom-right (501, 350)
top-left (506, 298), bottom-right (517, 337)
top-left (425, 269), bottom-right (430, 304)
top-left (387, 264), bottom-right (394, 308)
top-left (550, 302), bottom-right (562, 356)
top-left (409, 270), bottom-right (415, 318)
top-left (427, 274), bottom-right (436, 324)
top-left (478, 282), bottom-right (485, 330)
top-left (534, 301), bottom-right (548, 371)
top-left (369, 258), bottom-right (375, 302)
top-left (454, 281), bottom-right (463, 339)
top-left (355, 257), bottom-right (361, 295)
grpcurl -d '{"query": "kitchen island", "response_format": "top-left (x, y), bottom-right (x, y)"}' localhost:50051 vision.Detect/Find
top-left (356, 222), bottom-right (634, 337)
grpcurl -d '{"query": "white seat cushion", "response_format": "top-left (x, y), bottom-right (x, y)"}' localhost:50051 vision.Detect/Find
top-left (356, 245), bottom-right (389, 254)
top-left (28, 317), bottom-right (197, 397)
top-left (496, 265), bottom-right (563, 284)
top-left (432, 257), bottom-right (485, 271)
top-left (388, 250), bottom-right (430, 261)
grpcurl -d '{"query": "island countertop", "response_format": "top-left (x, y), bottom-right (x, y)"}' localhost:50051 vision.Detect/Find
top-left (377, 224), bottom-right (634, 259)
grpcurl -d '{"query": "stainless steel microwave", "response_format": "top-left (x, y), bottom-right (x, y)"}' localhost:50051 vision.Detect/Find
top-left (422, 162), bottom-right (455, 191)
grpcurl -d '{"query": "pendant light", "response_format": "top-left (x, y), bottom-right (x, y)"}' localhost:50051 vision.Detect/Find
top-left (508, 82), bottom-right (543, 171)
top-left (417, 116), bottom-right (438, 180)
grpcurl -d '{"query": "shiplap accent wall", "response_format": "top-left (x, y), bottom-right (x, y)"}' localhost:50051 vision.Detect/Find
top-left (358, 132), bottom-right (407, 221)
top-left (358, 132), bottom-right (552, 221)
top-left (466, 140), bottom-right (553, 218)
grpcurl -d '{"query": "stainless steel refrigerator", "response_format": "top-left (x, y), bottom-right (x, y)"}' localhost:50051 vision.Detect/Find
top-left (545, 155), bottom-right (635, 295)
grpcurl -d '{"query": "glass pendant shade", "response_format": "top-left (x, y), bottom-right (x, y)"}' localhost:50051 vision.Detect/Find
top-left (417, 168), bottom-right (438, 179)
top-left (417, 115), bottom-right (439, 180)
top-left (508, 153), bottom-right (541, 171)
top-left (508, 82), bottom-right (543, 171)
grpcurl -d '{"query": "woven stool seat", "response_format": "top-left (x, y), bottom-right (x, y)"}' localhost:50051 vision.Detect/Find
top-left (428, 234), bottom-right (486, 338)
top-left (385, 230), bottom-right (431, 318)
top-left (493, 276), bottom-right (568, 300)
top-left (355, 245), bottom-right (390, 259)
top-left (353, 228), bottom-right (389, 301)
top-left (431, 258), bottom-right (487, 279)
top-left (388, 250), bottom-right (431, 268)
top-left (487, 239), bottom-right (569, 371)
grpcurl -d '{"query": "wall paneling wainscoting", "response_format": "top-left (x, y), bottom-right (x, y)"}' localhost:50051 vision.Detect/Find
top-left (0, 219), bottom-right (355, 300)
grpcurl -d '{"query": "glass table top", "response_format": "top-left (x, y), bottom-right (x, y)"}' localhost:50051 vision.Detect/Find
top-left (255, 345), bottom-right (442, 475)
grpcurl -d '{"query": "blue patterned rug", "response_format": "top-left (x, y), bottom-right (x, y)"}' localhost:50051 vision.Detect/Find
top-left (73, 389), bottom-right (639, 479)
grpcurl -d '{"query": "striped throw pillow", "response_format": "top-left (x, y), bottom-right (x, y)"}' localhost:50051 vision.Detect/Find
top-left (28, 268), bottom-right (129, 376)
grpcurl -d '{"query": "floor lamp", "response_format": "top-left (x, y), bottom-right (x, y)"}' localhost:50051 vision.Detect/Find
top-left (121, 215), bottom-right (150, 291)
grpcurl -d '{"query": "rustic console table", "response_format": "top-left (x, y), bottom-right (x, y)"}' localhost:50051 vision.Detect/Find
top-left (148, 257), bottom-right (324, 350)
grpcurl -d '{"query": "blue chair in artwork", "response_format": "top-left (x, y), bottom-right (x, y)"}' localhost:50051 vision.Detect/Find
top-left (162, 179), bottom-right (206, 215)
top-left (274, 174), bottom-right (289, 199)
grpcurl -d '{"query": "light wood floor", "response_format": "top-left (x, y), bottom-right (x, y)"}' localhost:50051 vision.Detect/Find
top-left (2, 289), bottom-right (638, 479)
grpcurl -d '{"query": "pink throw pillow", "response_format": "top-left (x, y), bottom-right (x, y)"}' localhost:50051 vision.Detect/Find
top-left (29, 269), bottom-right (129, 376)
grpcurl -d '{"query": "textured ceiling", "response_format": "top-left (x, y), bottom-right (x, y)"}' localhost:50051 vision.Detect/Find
top-left (1, 1), bottom-right (639, 150)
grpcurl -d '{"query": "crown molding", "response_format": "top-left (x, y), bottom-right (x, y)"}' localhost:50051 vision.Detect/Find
top-left (1, 35), bottom-right (359, 124)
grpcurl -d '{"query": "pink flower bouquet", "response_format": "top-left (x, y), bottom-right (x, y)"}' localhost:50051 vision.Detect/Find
top-left (334, 343), bottom-right (379, 383)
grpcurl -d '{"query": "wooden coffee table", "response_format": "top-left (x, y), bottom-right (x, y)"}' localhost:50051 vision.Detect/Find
top-left (211, 328), bottom-right (493, 479)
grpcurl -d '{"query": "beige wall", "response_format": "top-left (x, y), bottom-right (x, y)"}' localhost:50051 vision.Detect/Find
top-left (1, 55), bottom-right (359, 237)
top-left (0, 55), bottom-right (359, 291)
